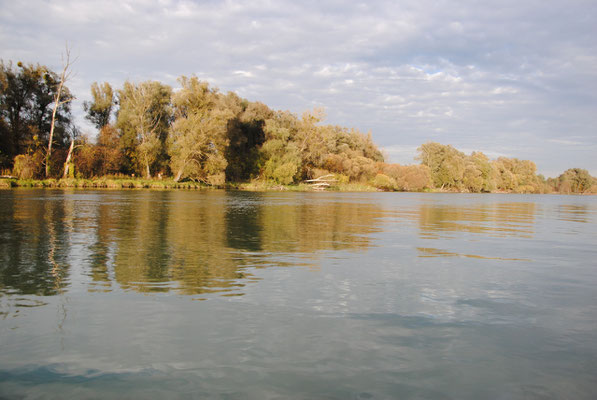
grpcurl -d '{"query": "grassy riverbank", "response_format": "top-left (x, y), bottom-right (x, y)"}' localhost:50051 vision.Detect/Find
top-left (0, 177), bottom-right (207, 190)
top-left (0, 177), bottom-right (381, 192)
top-left (2, 177), bottom-right (594, 194)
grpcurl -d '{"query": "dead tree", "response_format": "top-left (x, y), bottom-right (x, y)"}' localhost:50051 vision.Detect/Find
top-left (46, 45), bottom-right (76, 178)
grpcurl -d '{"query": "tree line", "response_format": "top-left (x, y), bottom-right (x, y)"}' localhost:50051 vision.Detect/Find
top-left (1, 59), bottom-right (595, 194)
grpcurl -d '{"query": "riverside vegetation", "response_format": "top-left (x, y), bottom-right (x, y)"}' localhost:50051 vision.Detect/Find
top-left (1, 60), bottom-right (595, 194)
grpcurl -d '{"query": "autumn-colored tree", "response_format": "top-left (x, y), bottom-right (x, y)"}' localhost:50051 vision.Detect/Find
top-left (493, 157), bottom-right (539, 193)
top-left (553, 168), bottom-right (593, 194)
top-left (463, 152), bottom-right (495, 192)
top-left (417, 142), bottom-right (465, 190)
top-left (382, 163), bottom-right (431, 191)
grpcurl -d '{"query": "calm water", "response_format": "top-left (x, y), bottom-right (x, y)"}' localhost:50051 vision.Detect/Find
top-left (1, 189), bottom-right (596, 399)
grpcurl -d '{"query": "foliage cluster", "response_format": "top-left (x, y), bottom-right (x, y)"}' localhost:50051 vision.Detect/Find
top-left (416, 142), bottom-right (596, 194)
top-left (1, 58), bottom-right (595, 193)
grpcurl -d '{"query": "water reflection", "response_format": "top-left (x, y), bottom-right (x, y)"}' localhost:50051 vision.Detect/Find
top-left (0, 190), bottom-right (383, 297)
top-left (88, 197), bottom-right (117, 291)
top-left (418, 202), bottom-right (536, 239)
top-left (0, 192), bottom-right (71, 296)
top-left (556, 204), bottom-right (591, 223)
top-left (417, 247), bottom-right (530, 261)
top-left (3, 192), bottom-right (592, 298)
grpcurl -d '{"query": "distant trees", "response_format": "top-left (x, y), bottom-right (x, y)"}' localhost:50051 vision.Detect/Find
top-left (2, 56), bottom-right (595, 194)
top-left (73, 76), bottom-right (387, 185)
top-left (413, 141), bottom-right (597, 194)
top-left (550, 168), bottom-right (595, 194)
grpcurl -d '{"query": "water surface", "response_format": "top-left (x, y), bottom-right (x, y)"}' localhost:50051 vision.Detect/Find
top-left (1, 190), bottom-right (596, 399)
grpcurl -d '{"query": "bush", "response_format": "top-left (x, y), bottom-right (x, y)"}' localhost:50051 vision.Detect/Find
top-left (372, 173), bottom-right (396, 191)
top-left (12, 153), bottom-right (43, 179)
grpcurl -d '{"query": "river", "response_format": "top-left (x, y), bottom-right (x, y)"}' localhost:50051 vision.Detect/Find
top-left (1, 189), bottom-right (596, 399)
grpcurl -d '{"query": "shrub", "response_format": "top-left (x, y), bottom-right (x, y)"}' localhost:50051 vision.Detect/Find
top-left (372, 173), bottom-right (397, 191)
top-left (12, 152), bottom-right (43, 179)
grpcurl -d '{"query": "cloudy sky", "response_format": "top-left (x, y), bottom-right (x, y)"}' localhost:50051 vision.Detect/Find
top-left (1, 0), bottom-right (596, 176)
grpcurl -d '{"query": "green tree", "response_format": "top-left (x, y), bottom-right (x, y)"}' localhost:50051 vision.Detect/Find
top-left (259, 110), bottom-right (302, 184)
top-left (116, 80), bottom-right (172, 178)
top-left (224, 98), bottom-right (271, 181)
top-left (84, 82), bottom-right (115, 130)
top-left (167, 76), bottom-right (231, 184)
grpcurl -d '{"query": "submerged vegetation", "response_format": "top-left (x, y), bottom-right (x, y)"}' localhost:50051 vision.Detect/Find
top-left (1, 59), bottom-right (595, 193)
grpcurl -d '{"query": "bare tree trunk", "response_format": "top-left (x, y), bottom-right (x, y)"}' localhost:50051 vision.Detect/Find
top-left (62, 139), bottom-right (75, 179)
top-left (174, 160), bottom-right (189, 182)
top-left (145, 158), bottom-right (151, 179)
top-left (46, 87), bottom-right (62, 178)
top-left (174, 169), bottom-right (183, 182)
top-left (46, 45), bottom-right (75, 178)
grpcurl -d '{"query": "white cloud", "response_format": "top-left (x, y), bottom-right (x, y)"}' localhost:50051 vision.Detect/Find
top-left (233, 70), bottom-right (254, 78)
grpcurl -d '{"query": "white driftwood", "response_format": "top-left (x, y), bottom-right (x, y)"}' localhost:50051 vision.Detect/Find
top-left (305, 174), bottom-right (337, 190)
top-left (305, 174), bottom-right (337, 183)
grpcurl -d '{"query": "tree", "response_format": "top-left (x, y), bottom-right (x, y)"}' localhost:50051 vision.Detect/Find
top-left (492, 157), bottom-right (539, 193)
top-left (259, 110), bottom-right (302, 184)
top-left (0, 60), bottom-right (73, 172)
top-left (555, 168), bottom-right (593, 193)
top-left (168, 76), bottom-right (231, 183)
top-left (46, 45), bottom-right (76, 177)
top-left (224, 98), bottom-right (271, 181)
top-left (116, 80), bottom-right (172, 178)
top-left (463, 152), bottom-right (495, 192)
top-left (84, 82), bottom-right (114, 130)
top-left (417, 142), bottom-right (465, 190)
top-left (382, 163), bottom-right (431, 191)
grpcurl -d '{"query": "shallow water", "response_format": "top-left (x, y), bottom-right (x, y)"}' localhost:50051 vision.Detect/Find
top-left (1, 189), bottom-right (596, 399)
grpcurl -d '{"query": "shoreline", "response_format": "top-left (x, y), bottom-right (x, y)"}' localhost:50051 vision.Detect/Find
top-left (1, 177), bottom-right (594, 195)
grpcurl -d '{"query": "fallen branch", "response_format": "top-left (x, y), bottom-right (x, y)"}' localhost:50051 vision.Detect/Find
top-left (305, 174), bottom-right (337, 183)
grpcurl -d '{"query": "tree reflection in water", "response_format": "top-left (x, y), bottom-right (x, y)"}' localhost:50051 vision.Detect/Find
top-left (0, 190), bottom-right (384, 297)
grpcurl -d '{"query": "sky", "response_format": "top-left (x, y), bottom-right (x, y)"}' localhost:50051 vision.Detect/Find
top-left (1, 0), bottom-right (596, 177)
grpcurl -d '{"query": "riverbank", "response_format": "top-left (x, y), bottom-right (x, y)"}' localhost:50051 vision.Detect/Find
top-left (1, 177), bottom-right (594, 194)
top-left (0, 177), bottom-right (380, 192)
top-left (0, 177), bottom-right (207, 190)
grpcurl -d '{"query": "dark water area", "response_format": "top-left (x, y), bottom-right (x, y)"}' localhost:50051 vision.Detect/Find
top-left (1, 189), bottom-right (596, 399)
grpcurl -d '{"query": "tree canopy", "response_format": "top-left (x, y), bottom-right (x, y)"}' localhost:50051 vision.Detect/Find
top-left (1, 57), bottom-right (594, 194)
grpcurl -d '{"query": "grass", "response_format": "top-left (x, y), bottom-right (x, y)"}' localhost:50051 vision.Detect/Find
top-left (1, 176), bottom-right (384, 192)
top-left (4, 177), bottom-right (589, 194)
top-left (0, 177), bottom-right (211, 190)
